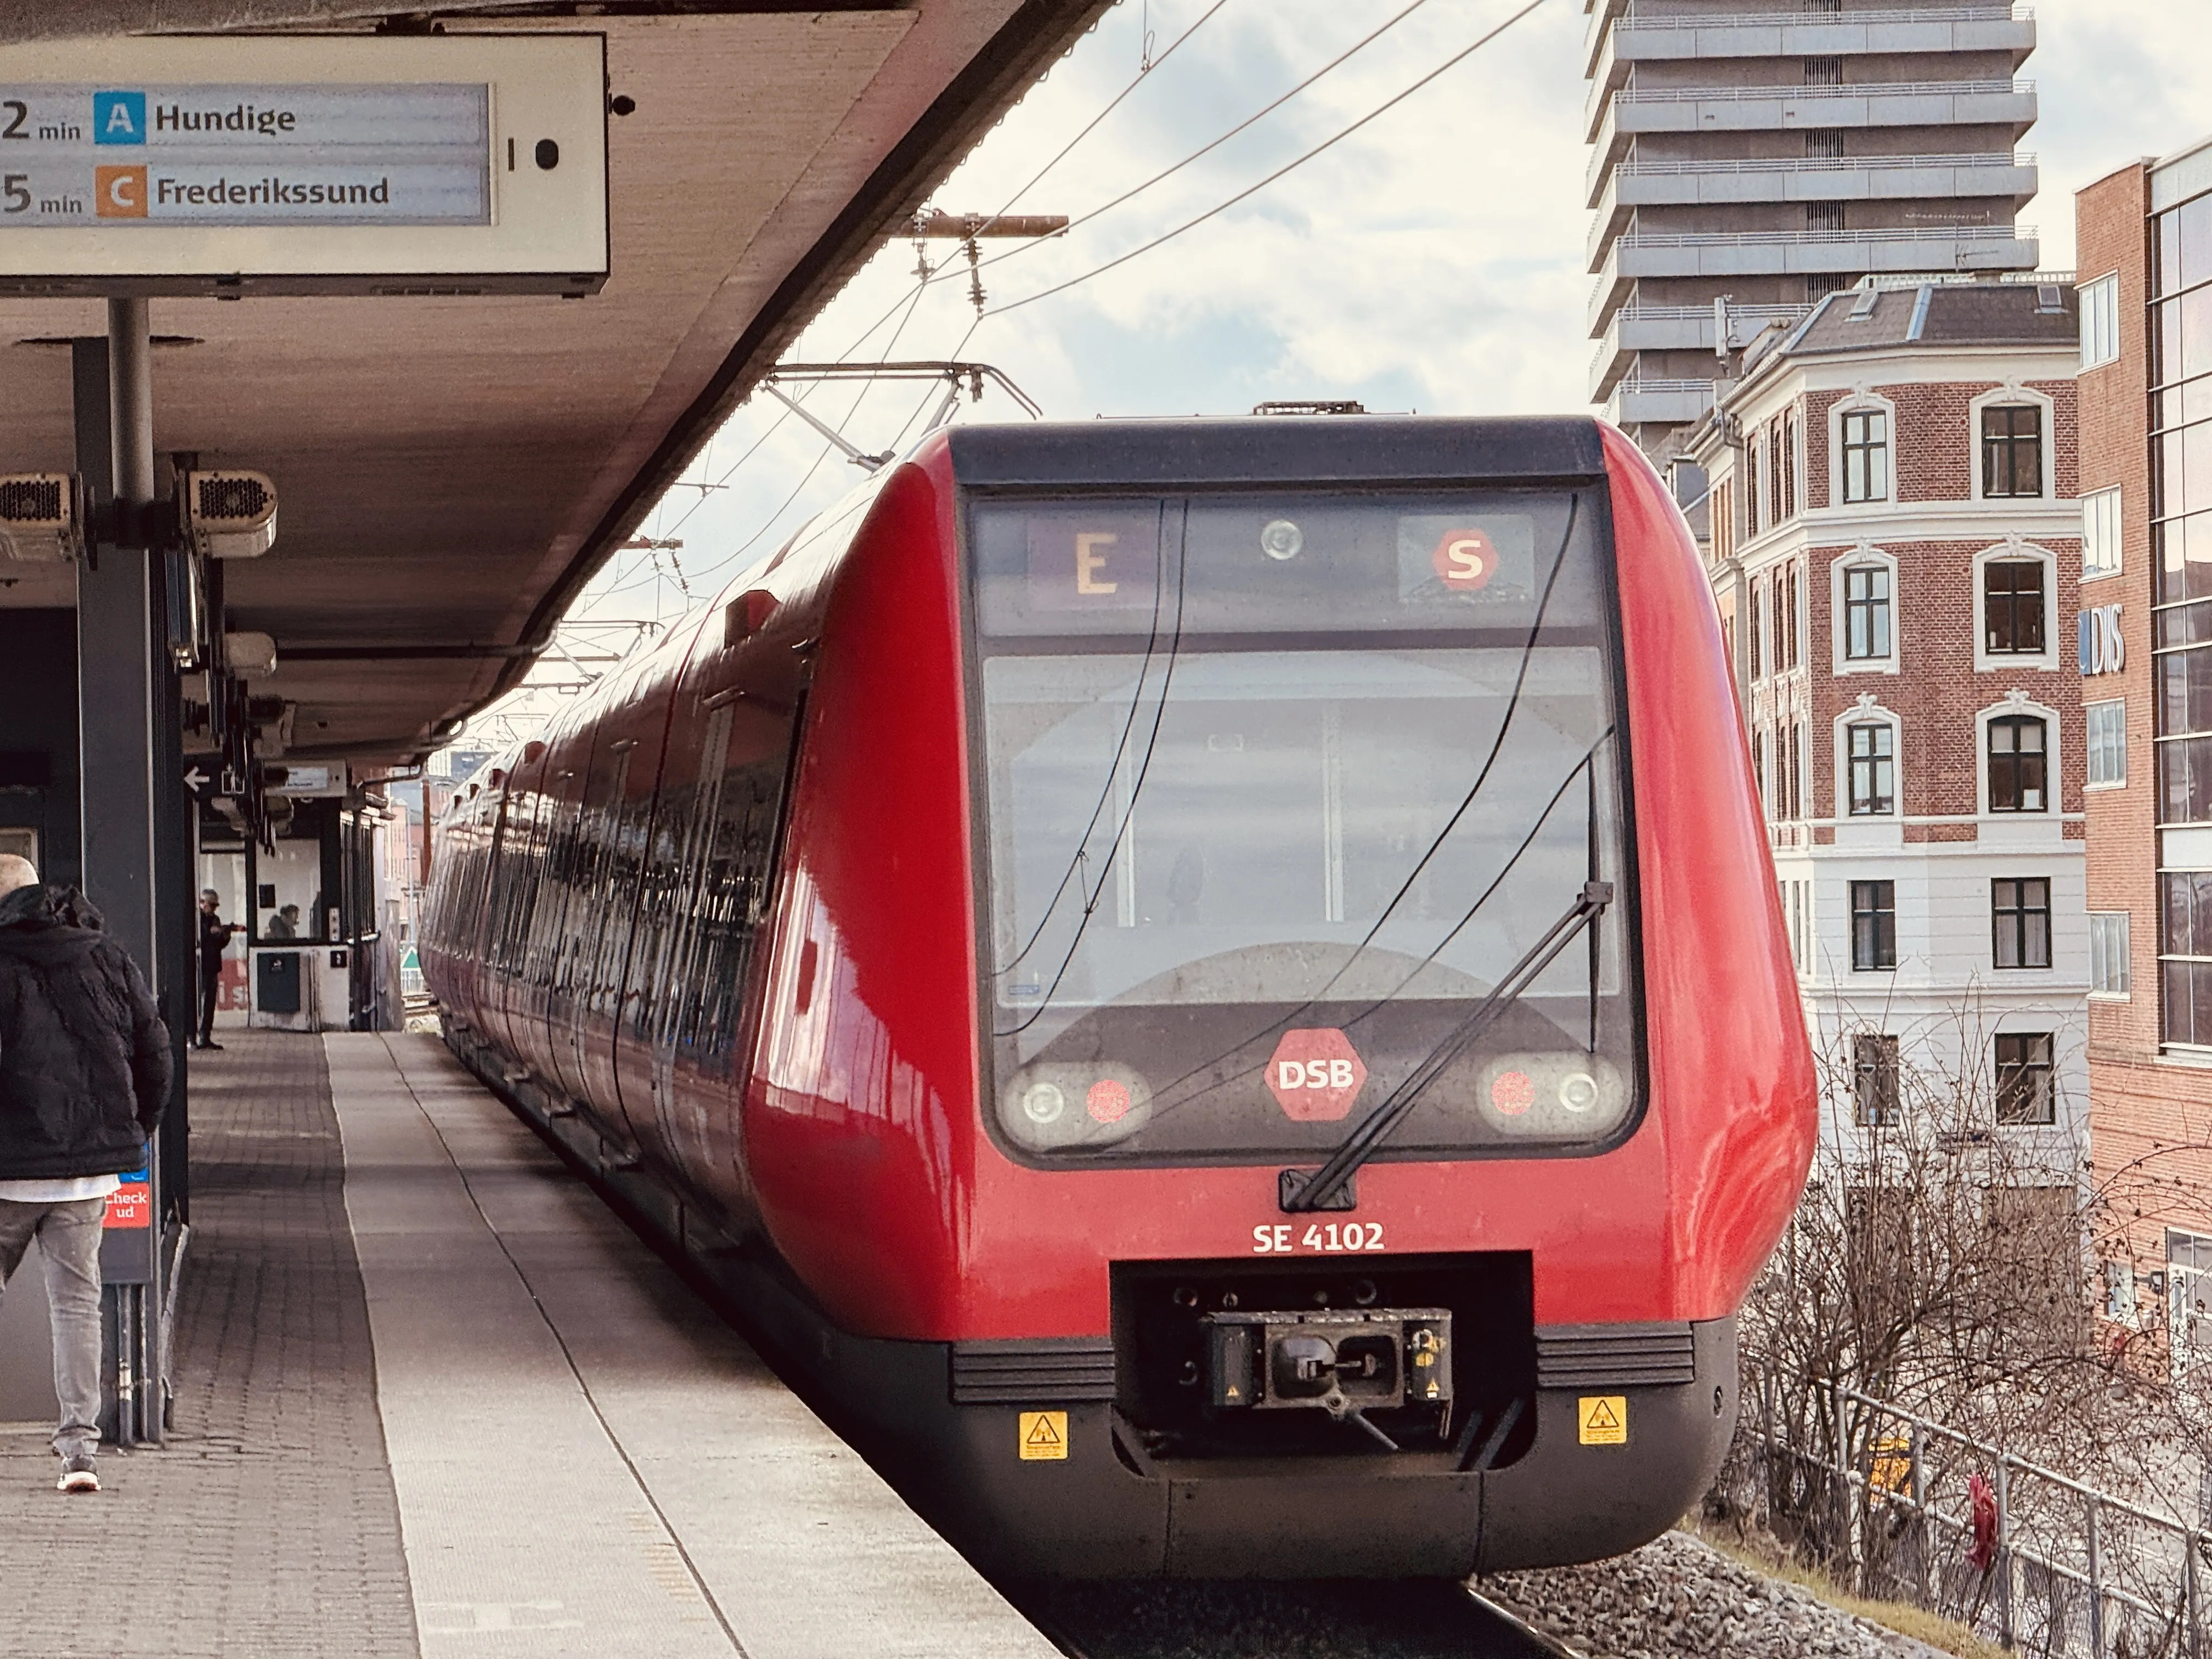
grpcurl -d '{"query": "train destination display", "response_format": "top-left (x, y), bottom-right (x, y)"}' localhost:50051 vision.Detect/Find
top-left (0, 35), bottom-right (607, 296)
top-left (1, 85), bottom-right (492, 228)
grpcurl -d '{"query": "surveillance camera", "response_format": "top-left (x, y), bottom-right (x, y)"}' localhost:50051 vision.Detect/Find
top-left (184, 470), bottom-right (278, 560)
top-left (0, 473), bottom-right (86, 563)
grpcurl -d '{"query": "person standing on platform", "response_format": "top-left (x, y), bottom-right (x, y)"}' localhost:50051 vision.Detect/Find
top-left (194, 889), bottom-right (240, 1052)
top-left (0, 854), bottom-right (172, 1494)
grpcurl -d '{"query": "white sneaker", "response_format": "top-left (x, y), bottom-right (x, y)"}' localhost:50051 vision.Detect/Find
top-left (56, 1455), bottom-right (98, 1493)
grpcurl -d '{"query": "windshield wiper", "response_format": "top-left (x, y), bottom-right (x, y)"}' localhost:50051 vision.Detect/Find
top-left (1279, 881), bottom-right (1613, 1214)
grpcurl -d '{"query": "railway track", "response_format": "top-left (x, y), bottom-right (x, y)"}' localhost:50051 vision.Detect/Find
top-left (1011, 1577), bottom-right (1584, 1659)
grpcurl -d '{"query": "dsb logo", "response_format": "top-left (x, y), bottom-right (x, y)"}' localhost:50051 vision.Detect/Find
top-left (1278, 1058), bottom-right (1358, 1091)
top-left (1265, 1029), bottom-right (1369, 1122)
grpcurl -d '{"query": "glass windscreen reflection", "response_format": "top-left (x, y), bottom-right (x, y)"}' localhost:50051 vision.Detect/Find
top-left (969, 489), bottom-right (1636, 1164)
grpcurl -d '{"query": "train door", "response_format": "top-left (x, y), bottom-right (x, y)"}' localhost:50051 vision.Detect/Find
top-left (571, 736), bottom-right (636, 1124)
top-left (640, 701), bottom-right (736, 1181)
top-left (635, 626), bottom-right (809, 1215)
top-left (518, 716), bottom-right (592, 1099)
top-left (539, 720), bottom-right (604, 1108)
top-left (606, 610), bottom-right (716, 1159)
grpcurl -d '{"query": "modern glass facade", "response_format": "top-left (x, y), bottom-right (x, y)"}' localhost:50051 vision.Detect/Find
top-left (2153, 183), bottom-right (2212, 1046)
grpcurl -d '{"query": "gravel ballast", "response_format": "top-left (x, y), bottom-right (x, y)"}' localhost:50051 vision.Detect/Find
top-left (1480, 1530), bottom-right (1951, 1659)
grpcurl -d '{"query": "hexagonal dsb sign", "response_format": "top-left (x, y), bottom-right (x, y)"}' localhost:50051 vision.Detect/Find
top-left (1266, 1028), bottom-right (1369, 1122)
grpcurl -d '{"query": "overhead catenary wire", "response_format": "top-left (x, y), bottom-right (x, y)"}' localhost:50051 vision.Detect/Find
top-left (989, 0), bottom-right (1233, 220)
top-left (973, 0), bottom-right (1440, 279)
top-left (985, 0), bottom-right (1553, 318)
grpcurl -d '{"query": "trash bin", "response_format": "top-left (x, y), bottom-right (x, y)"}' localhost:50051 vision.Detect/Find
top-left (256, 950), bottom-right (301, 1015)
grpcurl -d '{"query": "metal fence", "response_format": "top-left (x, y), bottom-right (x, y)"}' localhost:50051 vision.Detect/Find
top-left (1727, 1373), bottom-right (2210, 1658)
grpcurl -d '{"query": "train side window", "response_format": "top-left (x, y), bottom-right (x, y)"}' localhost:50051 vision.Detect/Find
top-left (687, 703), bottom-right (804, 1073)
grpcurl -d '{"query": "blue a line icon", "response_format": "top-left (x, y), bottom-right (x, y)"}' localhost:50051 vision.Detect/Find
top-left (94, 91), bottom-right (146, 145)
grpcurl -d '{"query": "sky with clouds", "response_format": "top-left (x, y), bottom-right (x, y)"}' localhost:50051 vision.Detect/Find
top-left (476, 0), bottom-right (2212, 737)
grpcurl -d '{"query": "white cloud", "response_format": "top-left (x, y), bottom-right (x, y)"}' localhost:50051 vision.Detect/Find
top-left (496, 0), bottom-right (2197, 726)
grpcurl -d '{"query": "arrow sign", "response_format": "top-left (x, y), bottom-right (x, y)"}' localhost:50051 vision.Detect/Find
top-left (183, 765), bottom-right (210, 796)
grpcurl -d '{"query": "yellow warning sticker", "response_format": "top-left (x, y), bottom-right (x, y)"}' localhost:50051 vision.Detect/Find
top-left (1578, 1395), bottom-right (1628, 1446)
top-left (1019, 1410), bottom-right (1068, 1462)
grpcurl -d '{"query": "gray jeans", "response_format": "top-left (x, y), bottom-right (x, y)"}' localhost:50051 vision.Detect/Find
top-left (0, 1197), bottom-right (106, 1459)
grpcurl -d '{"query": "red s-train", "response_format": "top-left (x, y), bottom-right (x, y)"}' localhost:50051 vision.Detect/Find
top-left (424, 416), bottom-right (1816, 1579)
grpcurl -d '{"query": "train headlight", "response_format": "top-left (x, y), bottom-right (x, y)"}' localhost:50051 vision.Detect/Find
top-left (1259, 518), bottom-right (1304, 561)
top-left (1021, 1082), bottom-right (1066, 1125)
top-left (1472, 1053), bottom-right (1627, 1138)
top-left (1001, 1063), bottom-right (1150, 1151)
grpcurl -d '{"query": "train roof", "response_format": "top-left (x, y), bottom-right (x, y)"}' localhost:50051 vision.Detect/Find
top-left (944, 416), bottom-right (1610, 492)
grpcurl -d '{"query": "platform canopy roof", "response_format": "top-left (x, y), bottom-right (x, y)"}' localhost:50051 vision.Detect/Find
top-left (0, 0), bottom-right (1099, 765)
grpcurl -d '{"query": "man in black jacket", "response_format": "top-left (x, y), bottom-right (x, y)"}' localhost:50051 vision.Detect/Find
top-left (0, 855), bottom-right (172, 1493)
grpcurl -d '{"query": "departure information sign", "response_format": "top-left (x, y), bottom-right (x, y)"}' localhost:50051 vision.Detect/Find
top-left (0, 36), bottom-right (606, 297)
top-left (1, 84), bottom-right (492, 227)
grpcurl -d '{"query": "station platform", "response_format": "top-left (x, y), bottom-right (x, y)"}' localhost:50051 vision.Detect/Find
top-left (0, 1031), bottom-right (1056, 1659)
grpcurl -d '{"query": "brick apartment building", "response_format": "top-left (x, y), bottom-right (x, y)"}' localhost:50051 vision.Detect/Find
top-left (2076, 139), bottom-right (2212, 1358)
top-left (1683, 276), bottom-right (2087, 1150)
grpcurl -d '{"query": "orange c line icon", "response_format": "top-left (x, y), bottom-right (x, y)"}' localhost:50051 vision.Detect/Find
top-left (96, 165), bottom-right (148, 218)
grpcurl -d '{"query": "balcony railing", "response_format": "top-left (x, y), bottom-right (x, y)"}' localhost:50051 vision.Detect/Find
top-left (1611, 77), bottom-right (2033, 105)
top-left (1616, 4), bottom-right (2030, 26)
top-left (1615, 224), bottom-right (2035, 249)
top-left (1615, 150), bottom-right (2033, 178)
top-left (1592, 304), bottom-right (1815, 386)
top-left (1612, 377), bottom-right (1724, 399)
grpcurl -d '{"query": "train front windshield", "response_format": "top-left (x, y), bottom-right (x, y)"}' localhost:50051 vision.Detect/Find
top-left (969, 488), bottom-right (1638, 1165)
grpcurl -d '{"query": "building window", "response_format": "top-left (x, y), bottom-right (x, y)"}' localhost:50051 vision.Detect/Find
top-left (1853, 1032), bottom-right (1900, 1126)
top-left (1982, 405), bottom-right (2045, 498)
top-left (1781, 411), bottom-right (1799, 523)
top-left (1847, 722), bottom-right (1894, 814)
top-left (1843, 565), bottom-right (1892, 660)
top-left (1748, 580), bottom-right (1764, 680)
top-left (2084, 486), bottom-right (2123, 580)
top-left (2105, 1259), bottom-right (2138, 1322)
top-left (1984, 560), bottom-right (2047, 654)
top-left (1841, 409), bottom-right (1889, 504)
top-left (1786, 720), bottom-right (1804, 819)
top-left (1993, 877), bottom-right (2052, 969)
top-left (1784, 565), bottom-right (1799, 670)
top-left (2087, 698), bottom-right (2128, 788)
top-left (1988, 715), bottom-right (2049, 812)
top-left (2170, 1232), bottom-right (2212, 1379)
top-left (2081, 272), bottom-right (2121, 371)
top-left (2091, 911), bottom-right (2131, 996)
top-left (1851, 880), bottom-right (1896, 970)
top-left (1993, 1032), bottom-right (2056, 1124)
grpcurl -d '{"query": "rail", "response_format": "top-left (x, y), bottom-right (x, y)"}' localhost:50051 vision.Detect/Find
top-left (1736, 1372), bottom-right (2210, 1659)
top-left (1612, 77), bottom-right (2034, 104)
top-left (1616, 150), bottom-right (2033, 177)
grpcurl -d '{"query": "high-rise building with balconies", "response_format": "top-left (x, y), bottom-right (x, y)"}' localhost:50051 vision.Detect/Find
top-left (1584, 0), bottom-right (2042, 454)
